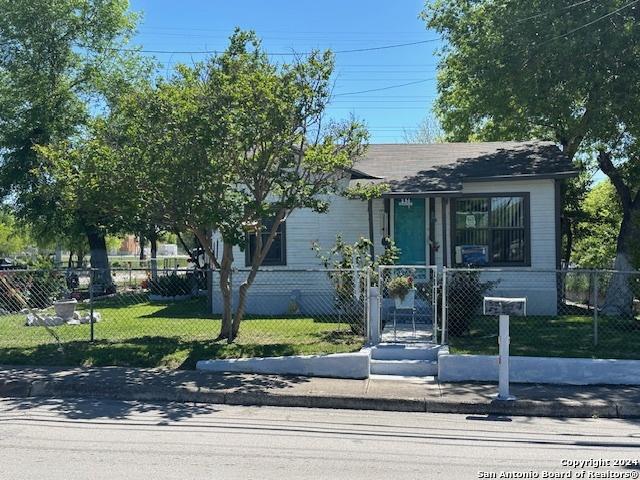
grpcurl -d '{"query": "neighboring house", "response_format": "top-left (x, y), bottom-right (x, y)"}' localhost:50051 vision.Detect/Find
top-left (212, 141), bottom-right (577, 316)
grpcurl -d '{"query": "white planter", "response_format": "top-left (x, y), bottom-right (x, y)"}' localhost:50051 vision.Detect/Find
top-left (394, 289), bottom-right (415, 310)
top-left (53, 298), bottom-right (77, 320)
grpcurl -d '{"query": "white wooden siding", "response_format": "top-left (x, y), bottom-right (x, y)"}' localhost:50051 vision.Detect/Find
top-left (212, 178), bottom-right (559, 315)
top-left (217, 178), bottom-right (557, 271)
top-left (215, 196), bottom-right (383, 269)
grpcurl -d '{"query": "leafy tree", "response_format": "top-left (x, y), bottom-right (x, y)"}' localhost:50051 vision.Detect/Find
top-left (35, 129), bottom-right (138, 288)
top-left (0, 210), bottom-right (32, 256)
top-left (0, 0), bottom-right (143, 278)
top-left (403, 115), bottom-right (445, 143)
top-left (424, 0), bottom-right (640, 314)
top-left (204, 32), bottom-right (368, 340)
top-left (572, 180), bottom-right (625, 268)
top-left (99, 30), bottom-right (367, 341)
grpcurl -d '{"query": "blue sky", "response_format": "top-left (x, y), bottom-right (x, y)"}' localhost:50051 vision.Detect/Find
top-left (128, 0), bottom-right (442, 144)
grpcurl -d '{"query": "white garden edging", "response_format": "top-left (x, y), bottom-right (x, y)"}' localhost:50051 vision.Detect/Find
top-left (438, 347), bottom-right (640, 385)
top-left (196, 350), bottom-right (370, 379)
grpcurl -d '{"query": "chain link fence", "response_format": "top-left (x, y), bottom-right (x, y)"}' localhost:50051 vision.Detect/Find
top-left (210, 268), bottom-right (368, 348)
top-left (2, 265), bottom-right (639, 366)
top-left (0, 267), bottom-right (367, 367)
top-left (442, 268), bottom-right (640, 359)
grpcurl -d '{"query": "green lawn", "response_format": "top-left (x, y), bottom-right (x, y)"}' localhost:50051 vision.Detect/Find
top-left (449, 314), bottom-right (640, 359)
top-left (0, 297), bottom-right (364, 369)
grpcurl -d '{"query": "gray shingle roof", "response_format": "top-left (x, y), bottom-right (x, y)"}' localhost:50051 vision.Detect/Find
top-left (353, 141), bottom-right (576, 193)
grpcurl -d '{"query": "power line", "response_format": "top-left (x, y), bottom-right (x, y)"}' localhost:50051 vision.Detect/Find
top-left (333, 78), bottom-right (435, 96)
top-left (532, 0), bottom-right (639, 47)
top-left (516, 0), bottom-right (595, 23)
top-left (106, 38), bottom-right (441, 56)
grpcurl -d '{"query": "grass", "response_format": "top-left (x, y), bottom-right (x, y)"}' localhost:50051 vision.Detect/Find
top-left (449, 314), bottom-right (640, 359)
top-left (0, 297), bottom-right (364, 369)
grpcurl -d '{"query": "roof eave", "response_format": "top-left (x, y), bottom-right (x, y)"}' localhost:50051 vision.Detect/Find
top-left (463, 171), bottom-right (580, 182)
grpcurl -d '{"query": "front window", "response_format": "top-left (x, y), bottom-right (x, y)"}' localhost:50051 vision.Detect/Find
top-left (246, 218), bottom-right (286, 266)
top-left (453, 195), bottom-right (528, 266)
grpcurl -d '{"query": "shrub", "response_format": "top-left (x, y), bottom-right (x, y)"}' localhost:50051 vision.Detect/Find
top-left (148, 274), bottom-right (192, 297)
top-left (313, 235), bottom-right (400, 336)
top-left (447, 271), bottom-right (496, 337)
top-left (386, 276), bottom-right (414, 301)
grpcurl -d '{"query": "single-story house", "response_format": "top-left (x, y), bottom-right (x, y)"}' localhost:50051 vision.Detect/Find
top-left (211, 141), bottom-right (577, 317)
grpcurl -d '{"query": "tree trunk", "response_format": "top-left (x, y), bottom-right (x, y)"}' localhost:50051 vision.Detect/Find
top-left (75, 250), bottom-right (84, 269)
top-left (139, 235), bottom-right (146, 260)
top-left (86, 228), bottom-right (113, 294)
top-left (598, 149), bottom-right (639, 317)
top-left (67, 250), bottom-right (73, 269)
top-left (230, 211), bottom-right (287, 340)
top-left (150, 232), bottom-right (158, 281)
top-left (563, 217), bottom-right (573, 267)
top-left (217, 242), bottom-right (234, 341)
top-left (602, 210), bottom-right (637, 316)
top-left (232, 266), bottom-right (260, 339)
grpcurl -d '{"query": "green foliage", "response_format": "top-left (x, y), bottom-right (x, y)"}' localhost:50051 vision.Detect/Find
top-left (0, 210), bottom-right (32, 256)
top-left (148, 275), bottom-right (193, 298)
top-left (386, 276), bottom-right (414, 301)
top-left (423, 0), bottom-right (640, 271)
top-left (343, 182), bottom-right (390, 200)
top-left (573, 180), bottom-right (622, 268)
top-left (423, 1), bottom-right (640, 151)
top-left (100, 29), bottom-right (369, 336)
top-left (312, 234), bottom-right (399, 277)
top-left (0, 0), bottom-right (145, 238)
top-left (313, 235), bottom-right (399, 335)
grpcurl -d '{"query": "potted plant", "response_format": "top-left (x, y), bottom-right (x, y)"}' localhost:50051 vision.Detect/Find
top-left (387, 275), bottom-right (415, 309)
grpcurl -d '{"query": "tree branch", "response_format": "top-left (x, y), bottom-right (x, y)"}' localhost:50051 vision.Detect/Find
top-left (598, 149), bottom-right (632, 209)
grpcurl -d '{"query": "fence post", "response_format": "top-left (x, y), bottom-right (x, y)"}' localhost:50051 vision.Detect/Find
top-left (227, 268), bottom-right (233, 341)
top-left (432, 267), bottom-right (438, 343)
top-left (369, 285), bottom-right (380, 344)
top-left (440, 268), bottom-right (447, 345)
top-left (365, 268), bottom-right (371, 342)
top-left (89, 269), bottom-right (95, 342)
top-left (497, 314), bottom-right (515, 400)
top-left (593, 271), bottom-right (599, 347)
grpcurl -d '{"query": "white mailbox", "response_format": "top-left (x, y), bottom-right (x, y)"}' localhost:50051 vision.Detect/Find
top-left (482, 296), bottom-right (526, 401)
top-left (483, 296), bottom-right (527, 317)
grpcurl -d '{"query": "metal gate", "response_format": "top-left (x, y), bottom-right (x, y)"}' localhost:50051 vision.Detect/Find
top-left (377, 265), bottom-right (439, 343)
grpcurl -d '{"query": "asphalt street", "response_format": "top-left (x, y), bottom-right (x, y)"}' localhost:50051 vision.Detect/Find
top-left (1, 398), bottom-right (639, 479)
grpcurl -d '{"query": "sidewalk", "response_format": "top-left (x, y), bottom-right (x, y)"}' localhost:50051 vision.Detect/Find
top-left (1, 365), bottom-right (639, 418)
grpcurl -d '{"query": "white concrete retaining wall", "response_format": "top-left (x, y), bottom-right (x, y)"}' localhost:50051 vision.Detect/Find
top-left (196, 350), bottom-right (370, 379)
top-left (438, 349), bottom-right (640, 385)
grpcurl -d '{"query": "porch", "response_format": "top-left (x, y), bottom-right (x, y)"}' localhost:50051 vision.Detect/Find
top-left (380, 322), bottom-right (434, 343)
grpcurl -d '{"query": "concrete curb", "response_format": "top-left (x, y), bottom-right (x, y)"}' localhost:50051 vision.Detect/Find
top-left (1, 376), bottom-right (636, 418)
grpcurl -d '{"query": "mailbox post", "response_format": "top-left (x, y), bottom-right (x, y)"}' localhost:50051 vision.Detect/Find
top-left (483, 296), bottom-right (527, 401)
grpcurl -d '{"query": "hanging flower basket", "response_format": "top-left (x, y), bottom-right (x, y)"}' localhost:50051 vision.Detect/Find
top-left (387, 275), bottom-right (416, 309)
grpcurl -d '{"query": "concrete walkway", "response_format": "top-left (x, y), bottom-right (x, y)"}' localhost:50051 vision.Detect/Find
top-left (1, 365), bottom-right (639, 418)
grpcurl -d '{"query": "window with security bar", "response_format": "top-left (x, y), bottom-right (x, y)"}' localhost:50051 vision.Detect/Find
top-left (453, 195), bottom-right (529, 266)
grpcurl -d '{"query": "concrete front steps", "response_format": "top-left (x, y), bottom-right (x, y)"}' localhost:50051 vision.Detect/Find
top-left (369, 343), bottom-right (441, 377)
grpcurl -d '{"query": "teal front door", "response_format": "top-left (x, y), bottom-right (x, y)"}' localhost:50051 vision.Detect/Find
top-left (393, 198), bottom-right (426, 265)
